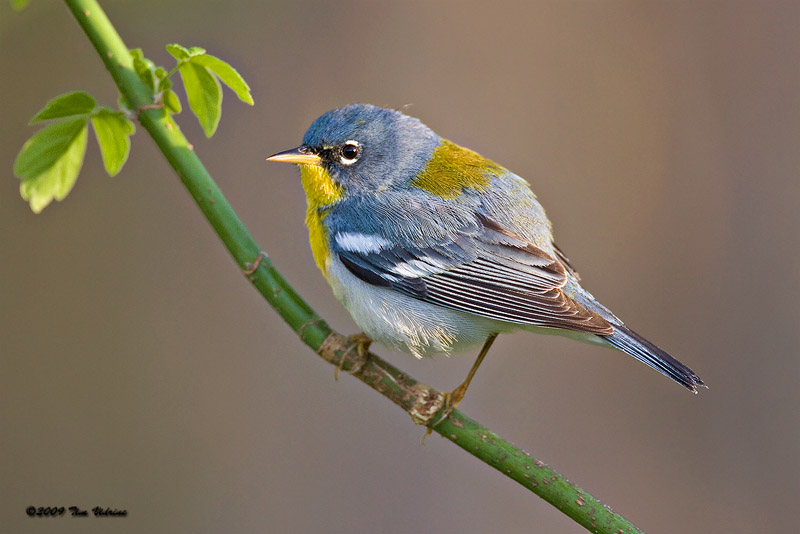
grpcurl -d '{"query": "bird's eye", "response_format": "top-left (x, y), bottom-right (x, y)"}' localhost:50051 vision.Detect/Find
top-left (340, 140), bottom-right (361, 165)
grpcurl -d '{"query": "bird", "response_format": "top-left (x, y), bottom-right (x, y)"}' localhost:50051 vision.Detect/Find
top-left (266, 103), bottom-right (704, 414)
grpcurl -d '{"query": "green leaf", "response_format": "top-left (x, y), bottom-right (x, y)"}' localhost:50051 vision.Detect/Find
top-left (91, 108), bottom-right (135, 176)
top-left (30, 91), bottom-right (96, 123)
top-left (167, 43), bottom-right (206, 61)
top-left (192, 54), bottom-right (254, 105)
top-left (166, 43), bottom-right (189, 60)
top-left (10, 0), bottom-right (30, 11)
top-left (133, 55), bottom-right (156, 92)
top-left (163, 89), bottom-right (182, 114)
top-left (15, 118), bottom-right (88, 213)
top-left (155, 66), bottom-right (172, 91)
top-left (185, 46), bottom-right (207, 57)
top-left (178, 62), bottom-right (221, 137)
top-left (130, 49), bottom-right (157, 91)
top-left (15, 118), bottom-right (87, 178)
top-left (118, 92), bottom-right (133, 114)
top-left (167, 43), bottom-right (208, 61)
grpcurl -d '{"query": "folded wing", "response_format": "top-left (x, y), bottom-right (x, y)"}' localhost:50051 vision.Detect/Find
top-left (336, 213), bottom-right (613, 335)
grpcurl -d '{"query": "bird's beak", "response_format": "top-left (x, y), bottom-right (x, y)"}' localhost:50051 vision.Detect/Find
top-left (266, 146), bottom-right (321, 165)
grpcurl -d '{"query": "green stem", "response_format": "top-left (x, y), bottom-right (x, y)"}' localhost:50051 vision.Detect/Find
top-left (165, 64), bottom-right (182, 79)
top-left (62, 1), bottom-right (643, 532)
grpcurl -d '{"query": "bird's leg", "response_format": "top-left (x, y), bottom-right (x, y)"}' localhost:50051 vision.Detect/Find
top-left (438, 333), bottom-right (498, 422)
top-left (335, 332), bottom-right (372, 380)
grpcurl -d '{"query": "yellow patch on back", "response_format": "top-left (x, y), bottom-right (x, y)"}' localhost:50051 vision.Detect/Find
top-left (299, 163), bottom-right (344, 277)
top-left (411, 139), bottom-right (504, 198)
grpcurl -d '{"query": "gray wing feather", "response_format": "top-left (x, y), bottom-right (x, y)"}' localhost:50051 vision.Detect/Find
top-left (337, 213), bottom-right (613, 335)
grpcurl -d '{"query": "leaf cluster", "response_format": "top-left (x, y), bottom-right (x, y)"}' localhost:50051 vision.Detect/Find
top-left (13, 43), bottom-right (253, 213)
top-left (166, 44), bottom-right (253, 137)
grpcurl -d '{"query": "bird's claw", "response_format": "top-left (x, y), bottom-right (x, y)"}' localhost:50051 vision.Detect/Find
top-left (419, 384), bottom-right (468, 442)
top-left (432, 384), bottom-right (466, 427)
top-left (334, 332), bottom-right (372, 380)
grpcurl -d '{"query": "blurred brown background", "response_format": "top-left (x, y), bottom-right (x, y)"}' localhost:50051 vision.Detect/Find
top-left (2, 2), bottom-right (798, 532)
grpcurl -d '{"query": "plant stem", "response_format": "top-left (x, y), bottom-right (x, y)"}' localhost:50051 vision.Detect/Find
top-left (62, 1), bottom-right (644, 532)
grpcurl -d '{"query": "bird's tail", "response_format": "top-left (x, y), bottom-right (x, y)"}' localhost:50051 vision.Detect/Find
top-left (604, 325), bottom-right (705, 393)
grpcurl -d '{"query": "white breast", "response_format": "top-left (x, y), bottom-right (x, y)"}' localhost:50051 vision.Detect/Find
top-left (325, 255), bottom-right (508, 357)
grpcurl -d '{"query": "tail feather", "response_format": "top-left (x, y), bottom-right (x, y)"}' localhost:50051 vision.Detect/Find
top-left (605, 325), bottom-right (705, 393)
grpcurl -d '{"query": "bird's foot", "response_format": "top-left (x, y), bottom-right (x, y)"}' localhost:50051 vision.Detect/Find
top-left (434, 383), bottom-right (467, 425)
top-left (335, 332), bottom-right (372, 380)
top-left (420, 382), bottom-right (469, 442)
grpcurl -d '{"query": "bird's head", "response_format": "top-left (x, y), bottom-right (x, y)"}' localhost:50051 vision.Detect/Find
top-left (267, 104), bottom-right (440, 208)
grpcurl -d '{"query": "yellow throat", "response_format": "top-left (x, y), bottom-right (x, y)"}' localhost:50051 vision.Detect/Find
top-left (299, 163), bottom-right (344, 277)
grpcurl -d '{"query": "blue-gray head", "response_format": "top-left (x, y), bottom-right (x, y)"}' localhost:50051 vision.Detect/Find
top-left (267, 104), bottom-right (441, 194)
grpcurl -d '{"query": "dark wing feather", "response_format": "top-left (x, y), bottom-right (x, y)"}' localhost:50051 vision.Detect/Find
top-left (552, 242), bottom-right (581, 281)
top-left (337, 214), bottom-right (612, 335)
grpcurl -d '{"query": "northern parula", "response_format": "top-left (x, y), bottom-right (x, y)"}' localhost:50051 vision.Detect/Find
top-left (267, 104), bottom-right (704, 409)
